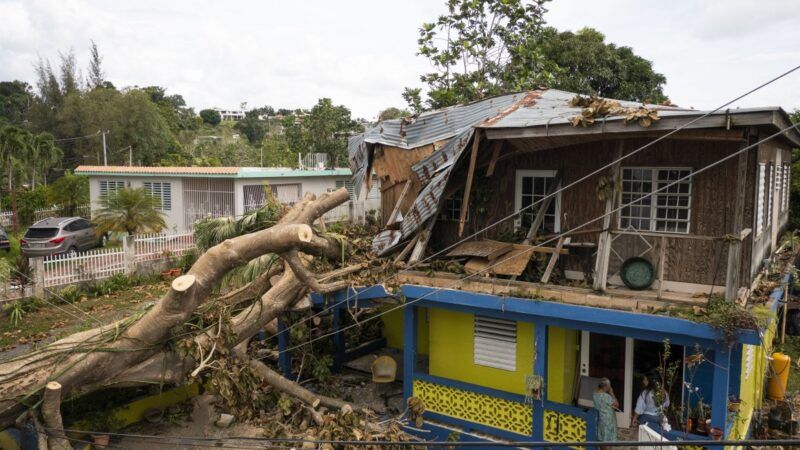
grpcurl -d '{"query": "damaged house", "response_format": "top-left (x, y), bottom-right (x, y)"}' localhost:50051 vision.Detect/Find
top-left (332, 89), bottom-right (799, 445)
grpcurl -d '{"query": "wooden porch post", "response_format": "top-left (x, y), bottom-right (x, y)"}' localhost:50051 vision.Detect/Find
top-left (403, 305), bottom-right (419, 403)
top-left (725, 148), bottom-right (749, 301)
top-left (710, 346), bottom-right (731, 443)
top-left (532, 320), bottom-right (548, 441)
top-left (593, 143), bottom-right (623, 291)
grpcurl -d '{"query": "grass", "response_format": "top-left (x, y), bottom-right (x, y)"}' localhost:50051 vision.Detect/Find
top-left (0, 279), bottom-right (169, 350)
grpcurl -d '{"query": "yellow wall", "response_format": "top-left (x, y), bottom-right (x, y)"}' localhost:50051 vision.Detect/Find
top-left (548, 326), bottom-right (579, 403)
top-left (381, 306), bottom-right (429, 355)
top-left (428, 308), bottom-right (534, 395)
top-left (729, 318), bottom-right (776, 440)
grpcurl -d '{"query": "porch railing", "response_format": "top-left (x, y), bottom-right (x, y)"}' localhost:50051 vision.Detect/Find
top-left (411, 372), bottom-right (597, 445)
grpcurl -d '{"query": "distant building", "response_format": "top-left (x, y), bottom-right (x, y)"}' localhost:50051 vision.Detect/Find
top-left (212, 107), bottom-right (246, 121)
top-left (75, 166), bottom-right (381, 231)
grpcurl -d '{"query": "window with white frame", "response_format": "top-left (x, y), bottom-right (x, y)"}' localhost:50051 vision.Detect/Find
top-left (335, 179), bottom-right (356, 200)
top-left (620, 168), bottom-right (692, 233)
top-left (473, 315), bottom-right (517, 371)
top-left (143, 181), bottom-right (172, 211)
top-left (515, 170), bottom-right (559, 233)
top-left (99, 180), bottom-right (126, 199)
top-left (439, 190), bottom-right (464, 221)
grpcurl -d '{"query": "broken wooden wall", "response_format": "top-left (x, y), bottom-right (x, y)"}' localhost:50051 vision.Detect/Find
top-left (373, 144), bottom-right (438, 225)
top-left (430, 134), bottom-right (758, 287)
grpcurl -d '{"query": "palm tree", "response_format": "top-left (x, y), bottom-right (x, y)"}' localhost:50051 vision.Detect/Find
top-left (0, 126), bottom-right (29, 230)
top-left (26, 132), bottom-right (62, 188)
top-left (92, 187), bottom-right (166, 235)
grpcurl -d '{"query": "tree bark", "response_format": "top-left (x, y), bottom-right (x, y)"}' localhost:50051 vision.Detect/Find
top-left (0, 189), bottom-right (352, 430)
top-left (41, 382), bottom-right (71, 450)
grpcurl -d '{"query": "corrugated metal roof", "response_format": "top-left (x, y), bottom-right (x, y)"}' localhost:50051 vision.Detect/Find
top-left (412, 128), bottom-right (474, 185)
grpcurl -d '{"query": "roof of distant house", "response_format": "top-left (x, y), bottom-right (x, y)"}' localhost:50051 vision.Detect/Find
top-left (74, 166), bottom-right (351, 178)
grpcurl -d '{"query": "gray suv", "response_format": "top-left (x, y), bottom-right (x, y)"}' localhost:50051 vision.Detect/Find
top-left (21, 217), bottom-right (105, 257)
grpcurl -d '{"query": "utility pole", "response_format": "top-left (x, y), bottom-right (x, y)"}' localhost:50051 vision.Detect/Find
top-left (129, 146), bottom-right (133, 166)
top-left (101, 130), bottom-right (108, 166)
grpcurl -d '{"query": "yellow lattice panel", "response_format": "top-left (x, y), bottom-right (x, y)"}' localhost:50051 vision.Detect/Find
top-left (543, 409), bottom-right (587, 446)
top-left (413, 379), bottom-right (533, 436)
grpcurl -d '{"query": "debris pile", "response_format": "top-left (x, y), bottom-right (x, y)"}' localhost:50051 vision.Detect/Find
top-left (568, 94), bottom-right (660, 128)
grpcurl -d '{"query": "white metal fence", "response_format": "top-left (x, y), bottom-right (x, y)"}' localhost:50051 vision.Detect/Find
top-left (0, 205), bottom-right (91, 227)
top-left (135, 231), bottom-right (195, 262)
top-left (42, 247), bottom-right (126, 287)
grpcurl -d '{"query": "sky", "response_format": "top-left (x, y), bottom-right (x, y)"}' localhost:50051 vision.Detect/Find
top-left (1, 0), bottom-right (799, 120)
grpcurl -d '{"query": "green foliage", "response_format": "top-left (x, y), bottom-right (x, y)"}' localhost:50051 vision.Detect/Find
top-left (178, 248), bottom-right (199, 273)
top-left (7, 301), bottom-right (25, 327)
top-left (234, 109), bottom-right (270, 144)
top-left (0, 81), bottom-right (34, 125)
top-left (409, 0), bottom-right (668, 109)
top-left (377, 107), bottom-right (410, 121)
top-left (538, 27), bottom-right (667, 102)
top-left (15, 186), bottom-right (49, 226)
top-left (194, 190), bottom-right (282, 251)
top-left (283, 98), bottom-right (363, 167)
top-left (411, 0), bottom-right (552, 109)
top-left (92, 187), bottom-right (166, 235)
top-left (260, 137), bottom-right (296, 168)
top-left (47, 172), bottom-right (89, 216)
top-left (58, 285), bottom-right (83, 304)
top-left (199, 109), bottom-right (222, 125)
top-left (789, 111), bottom-right (800, 230)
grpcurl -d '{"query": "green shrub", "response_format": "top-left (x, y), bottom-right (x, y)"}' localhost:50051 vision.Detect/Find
top-left (58, 285), bottom-right (84, 304)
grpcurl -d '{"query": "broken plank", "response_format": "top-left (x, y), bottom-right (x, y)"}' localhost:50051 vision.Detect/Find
top-left (387, 179), bottom-right (412, 227)
top-left (394, 235), bottom-right (419, 263)
top-left (446, 240), bottom-right (513, 260)
top-left (485, 141), bottom-right (502, 176)
top-left (540, 236), bottom-right (567, 284)
top-left (409, 219), bottom-right (436, 263)
top-left (521, 172), bottom-right (560, 246)
top-left (458, 131), bottom-right (482, 236)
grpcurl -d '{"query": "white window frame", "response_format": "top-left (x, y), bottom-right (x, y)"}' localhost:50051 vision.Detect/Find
top-left (514, 170), bottom-right (560, 232)
top-left (473, 315), bottom-right (517, 371)
top-left (766, 163), bottom-right (775, 229)
top-left (619, 167), bottom-right (692, 234)
top-left (783, 164), bottom-right (791, 212)
top-left (143, 181), bottom-right (172, 211)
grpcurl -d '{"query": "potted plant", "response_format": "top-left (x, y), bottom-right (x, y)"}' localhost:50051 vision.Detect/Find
top-left (709, 426), bottom-right (724, 440)
top-left (694, 401), bottom-right (709, 435)
top-left (728, 395), bottom-right (741, 413)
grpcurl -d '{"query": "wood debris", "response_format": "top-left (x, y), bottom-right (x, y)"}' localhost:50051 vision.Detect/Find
top-left (568, 94), bottom-right (660, 128)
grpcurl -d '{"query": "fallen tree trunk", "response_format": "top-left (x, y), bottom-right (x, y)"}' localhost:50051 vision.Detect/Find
top-left (0, 189), bottom-right (352, 430)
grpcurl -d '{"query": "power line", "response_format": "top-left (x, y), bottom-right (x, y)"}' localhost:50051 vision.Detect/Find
top-left (274, 63), bottom-right (800, 342)
top-left (279, 119), bottom-right (800, 356)
top-left (53, 131), bottom-right (101, 143)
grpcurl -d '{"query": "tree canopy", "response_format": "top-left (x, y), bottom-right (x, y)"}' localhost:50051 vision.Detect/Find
top-left (407, 0), bottom-right (668, 110)
top-left (200, 109), bottom-right (222, 125)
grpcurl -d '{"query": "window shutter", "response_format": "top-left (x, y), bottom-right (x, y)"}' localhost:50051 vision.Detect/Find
top-left (473, 316), bottom-right (517, 371)
top-left (162, 183), bottom-right (172, 211)
top-left (756, 163), bottom-right (765, 232)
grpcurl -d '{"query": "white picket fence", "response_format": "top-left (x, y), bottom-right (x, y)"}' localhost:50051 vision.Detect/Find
top-left (135, 231), bottom-right (195, 262)
top-left (42, 247), bottom-right (126, 288)
top-left (31, 230), bottom-right (196, 290)
top-left (0, 205), bottom-right (91, 227)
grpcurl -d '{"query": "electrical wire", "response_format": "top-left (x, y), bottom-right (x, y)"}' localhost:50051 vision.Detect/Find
top-left (53, 131), bottom-right (101, 143)
top-left (275, 63), bottom-right (800, 342)
top-left (279, 119), bottom-right (800, 356)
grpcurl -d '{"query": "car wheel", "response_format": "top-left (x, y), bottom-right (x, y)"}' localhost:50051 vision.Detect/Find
top-left (67, 246), bottom-right (78, 257)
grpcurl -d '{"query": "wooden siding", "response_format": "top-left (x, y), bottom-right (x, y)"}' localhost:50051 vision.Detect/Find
top-left (374, 144), bottom-right (437, 224)
top-left (429, 135), bottom-right (758, 287)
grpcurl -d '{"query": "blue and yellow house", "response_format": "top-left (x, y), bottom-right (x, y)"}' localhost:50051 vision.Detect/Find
top-left (313, 90), bottom-right (800, 446)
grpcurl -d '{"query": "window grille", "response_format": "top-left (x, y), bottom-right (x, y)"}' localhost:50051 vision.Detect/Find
top-left (143, 182), bottom-right (172, 211)
top-left (620, 168), bottom-right (691, 233)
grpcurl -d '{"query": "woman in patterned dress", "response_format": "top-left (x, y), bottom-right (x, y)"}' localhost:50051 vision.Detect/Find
top-left (593, 377), bottom-right (619, 449)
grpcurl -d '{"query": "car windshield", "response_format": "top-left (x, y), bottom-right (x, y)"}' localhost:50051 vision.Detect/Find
top-left (24, 227), bottom-right (59, 239)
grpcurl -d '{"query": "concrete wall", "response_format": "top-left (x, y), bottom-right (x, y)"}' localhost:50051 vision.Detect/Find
top-left (88, 175), bottom-right (185, 231)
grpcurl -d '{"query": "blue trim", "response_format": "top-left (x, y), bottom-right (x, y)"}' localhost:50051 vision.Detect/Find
top-left (421, 410), bottom-right (532, 441)
top-left (277, 316), bottom-right (292, 379)
top-left (403, 305), bottom-right (418, 404)
top-left (401, 285), bottom-right (761, 346)
top-left (332, 308), bottom-right (345, 372)
top-left (415, 373), bottom-right (529, 404)
top-left (710, 348), bottom-right (731, 438)
top-left (310, 285), bottom-right (395, 309)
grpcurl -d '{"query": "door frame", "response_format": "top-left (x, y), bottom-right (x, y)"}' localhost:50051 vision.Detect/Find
top-left (580, 331), bottom-right (633, 428)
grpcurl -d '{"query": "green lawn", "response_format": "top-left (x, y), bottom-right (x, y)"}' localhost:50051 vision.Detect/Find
top-left (0, 280), bottom-right (169, 350)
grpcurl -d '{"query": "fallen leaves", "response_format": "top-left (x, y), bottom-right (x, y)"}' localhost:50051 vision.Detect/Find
top-left (568, 94), bottom-right (660, 128)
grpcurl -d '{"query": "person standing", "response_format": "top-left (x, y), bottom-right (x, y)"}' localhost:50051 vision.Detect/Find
top-left (632, 372), bottom-right (670, 429)
top-left (593, 377), bottom-right (619, 450)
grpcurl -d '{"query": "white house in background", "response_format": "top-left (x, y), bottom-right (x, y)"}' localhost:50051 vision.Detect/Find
top-left (212, 107), bottom-right (246, 121)
top-left (74, 166), bottom-right (381, 232)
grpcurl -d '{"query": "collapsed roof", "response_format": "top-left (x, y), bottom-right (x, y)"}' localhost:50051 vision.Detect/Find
top-left (348, 88), bottom-right (799, 255)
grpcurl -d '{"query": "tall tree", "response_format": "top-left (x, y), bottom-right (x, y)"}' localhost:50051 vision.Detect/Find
top-left (377, 107), bottom-right (410, 121)
top-left (284, 98), bottom-right (362, 167)
top-left (59, 49), bottom-right (81, 96)
top-left (0, 126), bottom-right (29, 229)
top-left (87, 40), bottom-right (105, 90)
top-left (47, 172), bottom-right (89, 216)
top-left (199, 109), bottom-right (221, 125)
top-left (0, 81), bottom-right (34, 126)
top-left (26, 132), bottom-right (62, 187)
top-left (538, 27), bottom-right (667, 102)
top-left (412, 0), bottom-right (552, 109)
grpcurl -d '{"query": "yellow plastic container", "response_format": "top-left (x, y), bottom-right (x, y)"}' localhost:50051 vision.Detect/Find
top-left (768, 352), bottom-right (791, 400)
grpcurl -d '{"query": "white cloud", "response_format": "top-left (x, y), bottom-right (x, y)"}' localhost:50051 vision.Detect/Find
top-left (0, 0), bottom-right (798, 119)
